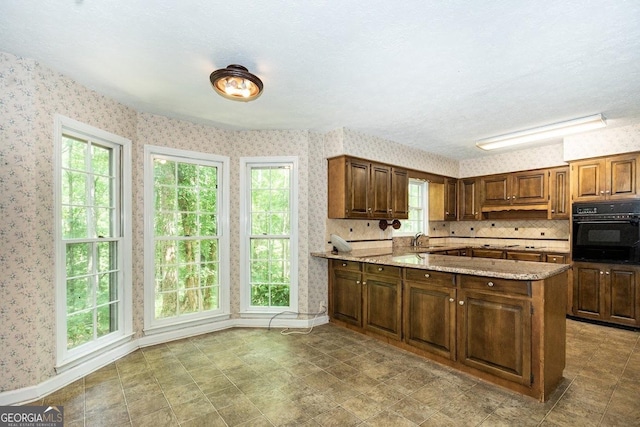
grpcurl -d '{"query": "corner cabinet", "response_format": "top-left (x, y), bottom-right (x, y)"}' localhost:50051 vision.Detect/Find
top-left (327, 156), bottom-right (408, 219)
top-left (570, 152), bottom-right (640, 202)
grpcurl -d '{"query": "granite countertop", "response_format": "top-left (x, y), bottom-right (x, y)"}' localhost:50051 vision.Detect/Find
top-left (401, 244), bottom-right (570, 254)
top-left (311, 249), bottom-right (571, 281)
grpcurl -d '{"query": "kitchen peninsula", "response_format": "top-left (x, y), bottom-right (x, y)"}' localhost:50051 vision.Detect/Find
top-left (312, 249), bottom-right (570, 401)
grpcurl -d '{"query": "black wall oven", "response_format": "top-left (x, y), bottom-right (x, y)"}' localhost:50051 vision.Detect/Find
top-left (572, 201), bottom-right (640, 264)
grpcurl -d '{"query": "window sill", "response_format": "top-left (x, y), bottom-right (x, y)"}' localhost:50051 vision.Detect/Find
top-left (55, 333), bottom-right (135, 374)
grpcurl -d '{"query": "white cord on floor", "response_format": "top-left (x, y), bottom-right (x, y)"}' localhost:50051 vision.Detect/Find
top-left (267, 308), bottom-right (327, 335)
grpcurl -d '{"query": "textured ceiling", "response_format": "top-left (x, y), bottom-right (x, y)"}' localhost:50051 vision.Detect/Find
top-left (1, 1), bottom-right (640, 160)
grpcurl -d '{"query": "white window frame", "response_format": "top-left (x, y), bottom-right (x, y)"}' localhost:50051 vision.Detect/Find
top-left (396, 178), bottom-right (429, 236)
top-left (240, 157), bottom-right (299, 315)
top-left (54, 115), bottom-right (133, 369)
top-left (143, 145), bottom-right (230, 334)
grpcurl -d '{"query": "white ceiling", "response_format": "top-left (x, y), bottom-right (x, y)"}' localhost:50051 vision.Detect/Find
top-left (2, 1), bottom-right (640, 160)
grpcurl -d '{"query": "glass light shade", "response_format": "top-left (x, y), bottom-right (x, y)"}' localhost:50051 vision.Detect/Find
top-left (210, 65), bottom-right (263, 102)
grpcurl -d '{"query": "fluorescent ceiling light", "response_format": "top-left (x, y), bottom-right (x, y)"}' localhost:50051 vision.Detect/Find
top-left (476, 114), bottom-right (607, 151)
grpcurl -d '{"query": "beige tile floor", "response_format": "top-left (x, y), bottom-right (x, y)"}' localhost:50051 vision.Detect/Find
top-left (32, 319), bottom-right (639, 426)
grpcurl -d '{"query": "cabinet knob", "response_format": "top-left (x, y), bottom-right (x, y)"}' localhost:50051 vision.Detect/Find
top-left (487, 281), bottom-right (494, 287)
top-left (459, 301), bottom-right (465, 305)
top-left (362, 281), bottom-right (367, 285)
top-left (600, 271), bottom-right (604, 275)
top-left (600, 191), bottom-right (605, 195)
top-left (552, 258), bottom-right (557, 261)
top-left (368, 207), bottom-right (372, 211)
top-left (551, 210), bottom-right (555, 213)
top-left (445, 211), bottom-right (449, 215)
top-left (507, 196), bottom-right (511, 200)
top-left (424, 273), bottom-right (430, 278)
top-left (378, 267), bottom-right (383, 271)
top-left (449, 298), bottom-right (454, 302)
top-left (513, 195), bottom-right (516, 199)
top-left (606, 271), bottom-right (610, 275)
top-left (342, 263), bottom-right (347, 267)
top-left (356, 280), bottom-right (360, 284)
top-left (605, 190), bottom-right (611, 194)
top-left (388, 209), bottom-right (393, 213)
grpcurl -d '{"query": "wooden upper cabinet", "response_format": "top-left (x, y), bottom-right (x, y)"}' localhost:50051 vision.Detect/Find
top-left (512, 170), bottom-right (547, 204)
top-left (481, 170), bottom-right (548, 207)
top-left (571, 152), bottom-right (639, 202)
top-left (391, 167), bottom-right (409, 219)
top-left (549, 166), bottom-right (570, 219)
top-left (328, 156), bottom-right (408, 219)
top-left (482, 174), bottom-right (510, 206)
top-left (458, 178), bottom-right (480, 220)
top-left (444, 178), bottom-right (458, 221)
top-left (369, 163), bottom-right (392, 218)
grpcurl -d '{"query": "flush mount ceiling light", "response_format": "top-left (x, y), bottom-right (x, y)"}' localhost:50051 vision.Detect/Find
top-left (476, 114), bottom-right (607, 151)
top-left (209, 64), bottom-right (263, 102)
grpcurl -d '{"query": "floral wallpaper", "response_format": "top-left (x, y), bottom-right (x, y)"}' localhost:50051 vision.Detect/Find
top-left (459, 142), bottom-right (566, 178)
top-left (2, 47), bottom-right (640, 398)
top-left (564, 122), bottom-right (640, 161)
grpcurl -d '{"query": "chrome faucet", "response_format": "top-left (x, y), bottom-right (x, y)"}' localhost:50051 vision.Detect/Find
top-left (412, 232), bottom-right (424, 247)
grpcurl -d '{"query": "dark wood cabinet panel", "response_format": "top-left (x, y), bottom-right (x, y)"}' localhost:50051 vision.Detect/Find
top-left (458, 178), bottom-right (480, 220)
top-left (328, 156), bottom-right (408, 219)
top-left (404, 279), bottom-right (456, 360)
top-left (369, 163), bottom-right (392, 218)
top-left (571, 153), bottom-right (639, 202)
top-left (482, 175), bottom-right (510, 206)
top-left (572, 262), bottom-right (640, 327)
top-left (471, 248), bottom-right (505, 259)
top-left (506, 251), bottom-right (544, 262)
top-left (512, 171), bottom-right (547, 204)
top-left (444, 178), bottom-right (458, 221)
top-left (330, 261), bottom-right (363, 327)
top-left (549, 166), bottom-right (570, 219)
top-left (391, 167), bottom-right (409, 219)
top-left (607, 267), bottom-right (640, 326)
top-left (458, 290), bottom-right (532, 386)
top-left (363, 275), bottom-right (402, 339)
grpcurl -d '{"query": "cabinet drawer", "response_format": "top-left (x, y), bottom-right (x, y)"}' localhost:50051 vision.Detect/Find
top-left (405, 268), bottom-right (455, 287)
top-left (471, 249), bottom-right (505, 259)
top-left (506, 251), bottom-right (544, 262)
top-left (460, 275), bottom-right (531, 297)
top-left (364, 263), bottom-right (401, 278)
top-left (545, 254), bottom-right (567, 264)
top-left (331, 259), bottom-right (361, 271)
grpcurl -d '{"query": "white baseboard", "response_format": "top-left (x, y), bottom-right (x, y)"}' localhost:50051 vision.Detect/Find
top-left (0, 315), bottom-right (329, 406)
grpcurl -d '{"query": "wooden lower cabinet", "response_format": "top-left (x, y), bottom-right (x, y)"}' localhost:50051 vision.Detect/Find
top-left (329, 260), bottom-right (362, 327)
top-left (506, 251), bottom-right (544, 262)
top-left (363, 264), bottom-right (402, 339)
top-left (404, 271), bottom-right (457, 360)
top-left (457, 289), bottom-right (531, 385)
top-left (328, 260), bottom-right (568, 401)
top-left (573, 262), bottom-right (640, 327)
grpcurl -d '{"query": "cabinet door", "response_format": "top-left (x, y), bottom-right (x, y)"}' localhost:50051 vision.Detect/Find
top-left (331, 269), bottom-right (363, 326)
top-left (512, 171), bottom-right (547, 204)
top-left (607, 153), bottom-right (638, 200)
top-left (458, 178), bottom-right (479, 220)
top-left (363, 275), bottom-right (402, 339)
top-left (346, 159), bottom-right (370, 218)
top-left (571, 159), bottom-right (605, 202)
top-left (404, 281), bottom-right (456, 360)
top-left (573, 263), bottom-right (604, 320)
top-left (369, 163), bottom-right (392, 218)
top-left (606, 266), bottom-right (640, 327)
top-left (549, 167), bottom-right (570, 219)
top-left (391, 167), bottom-right (409, 219)
top-left (482, 175), bottom-right (510, 206)
top-left (457, 290), bottom-right (532, 385)
top-left (444, 178), bottom-right (458, 221)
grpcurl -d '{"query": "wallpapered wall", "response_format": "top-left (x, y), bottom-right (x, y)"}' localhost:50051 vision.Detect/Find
top-left (564, 122), bottom-right (640, 160)
top-left (2, 48), bottom-right (640, 395)
top-left (0, 51), bottom-right (325, 394)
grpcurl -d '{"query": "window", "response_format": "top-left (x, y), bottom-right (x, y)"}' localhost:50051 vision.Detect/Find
top-left (54, 116), bottom-right (132, 366)
top-left (144, 146), bottom-right (230, 331)
top-left (400, 179), bottom-right (429, 234)
top-left (240, 157), bottom-right (298, 314)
